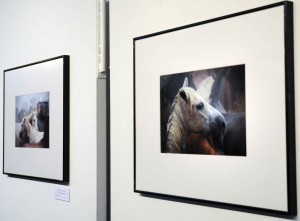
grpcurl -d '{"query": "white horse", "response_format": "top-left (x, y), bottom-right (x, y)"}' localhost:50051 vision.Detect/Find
top-left (20, 112), bottom-right (44, 144)
top-left (166, 79), bottom-right (226, 153)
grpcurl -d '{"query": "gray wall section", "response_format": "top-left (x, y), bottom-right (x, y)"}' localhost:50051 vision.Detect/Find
top-left (97, 77), bottom-right (107, 221)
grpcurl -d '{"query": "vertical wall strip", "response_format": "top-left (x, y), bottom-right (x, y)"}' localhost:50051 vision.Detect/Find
top-left (97, 1), bottom-right (109, 221)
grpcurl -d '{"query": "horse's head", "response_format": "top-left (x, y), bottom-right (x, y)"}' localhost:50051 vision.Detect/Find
top-left (178, 87), bottom-right (226, 149)
top-left (19, 117), bottom-right (29, 146)
top-left (30, 113), bottom-right (38, 130)
top-left (19, 113), bottom-right (43, 144)
top-left (24, 112), bottom-right (39, 130)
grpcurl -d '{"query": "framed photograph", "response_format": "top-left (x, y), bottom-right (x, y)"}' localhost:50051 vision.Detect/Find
top-left (3, 55), bottom-right (70, 183)
top-left (134, 1), bottom-right (296, 215)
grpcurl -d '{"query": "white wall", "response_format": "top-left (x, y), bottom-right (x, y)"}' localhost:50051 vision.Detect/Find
top-left (0, 0), bottom-right (98, 221)
top-left (110, 0), bottom-right (300, 220)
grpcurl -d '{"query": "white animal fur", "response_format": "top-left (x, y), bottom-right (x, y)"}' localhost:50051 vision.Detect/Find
top-left (22, 112), bottom-right (44, 144)
top-left (166, 85), bottom-right (223, 153)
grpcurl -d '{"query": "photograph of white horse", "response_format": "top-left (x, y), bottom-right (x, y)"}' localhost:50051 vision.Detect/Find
top-left (160, 64), bottom-right (246, 156)
top-left (15, 92), bottom-right (49, 148)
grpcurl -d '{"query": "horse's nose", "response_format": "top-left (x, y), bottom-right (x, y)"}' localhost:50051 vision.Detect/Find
top-left (210, 114), bottom-right (226, 150)
top-left (211, 114), bottom-right (226, 131)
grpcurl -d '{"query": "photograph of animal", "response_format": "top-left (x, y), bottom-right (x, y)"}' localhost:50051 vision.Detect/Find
top-left (160, 64), bottom-right (246, 156)
top-left (15, 92), bottom-right (49, 148)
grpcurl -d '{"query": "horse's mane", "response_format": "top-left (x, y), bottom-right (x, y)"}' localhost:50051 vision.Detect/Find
top-left (166, 91), bottom-right (187, 153)
top-left (170, 93), bottom-right (179, 111)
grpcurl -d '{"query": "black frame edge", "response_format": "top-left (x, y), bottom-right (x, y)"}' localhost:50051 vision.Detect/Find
top-left (3, 55), bottom-right (68, 73)
top-left (284, 1), bottom-right (297, 216)
top-left (63, 55), bottom-right (70, 183)
top-left (133, 39), bottom-right (137, 193)
top-left (3, 71), bottom-right (6, 176)
top-left (133, 1), bottom-right (286, 41)
top-left (135, 189), bottom-right (295, 218)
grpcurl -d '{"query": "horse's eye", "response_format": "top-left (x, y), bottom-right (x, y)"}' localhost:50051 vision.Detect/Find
top-left (197, 102), bottom-right (204, 110)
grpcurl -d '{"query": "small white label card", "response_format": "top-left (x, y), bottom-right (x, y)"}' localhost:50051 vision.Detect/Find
top-left (54, 186), bottom-right (70, 202)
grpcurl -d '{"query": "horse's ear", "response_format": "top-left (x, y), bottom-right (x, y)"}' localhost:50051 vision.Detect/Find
top-left (179, 89), bottom-right (189, 102)
top-left (183, 77), bottom-right (189, 87)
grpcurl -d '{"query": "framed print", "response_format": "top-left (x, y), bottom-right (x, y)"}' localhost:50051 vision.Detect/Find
top-left (134, 1), bottom-right (296, 215)
top-left (3, 55), bottom-right (70, 183)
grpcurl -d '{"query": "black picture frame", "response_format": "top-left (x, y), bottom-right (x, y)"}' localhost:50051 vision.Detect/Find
top-left (134, 1), bottom-right (296, 215)
top-left (3, 55), bottom-right (70, 183)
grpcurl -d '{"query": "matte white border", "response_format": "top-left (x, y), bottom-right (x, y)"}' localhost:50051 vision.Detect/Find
top-left (135, 6), bottom-right (288, 211)
top-left (4, 58), bottom-right (65, 181)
